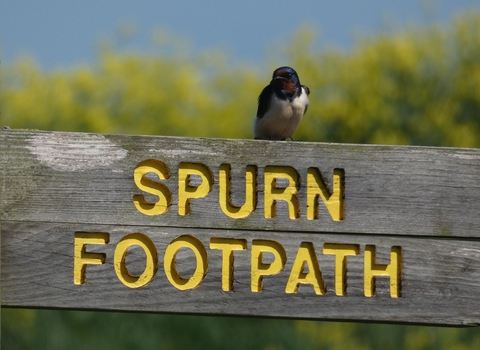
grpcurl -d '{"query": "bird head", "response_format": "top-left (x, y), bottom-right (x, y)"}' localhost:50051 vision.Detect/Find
top-left (270, 66), bottom-right (301, 95)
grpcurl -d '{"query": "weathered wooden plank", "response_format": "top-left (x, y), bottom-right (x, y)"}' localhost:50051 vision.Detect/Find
top-left (1, 129), bottom-right (479, 238)
top-left (2, 129), bottom-right (480, 325)
top-left (2, 221), bottom-right (480, 325)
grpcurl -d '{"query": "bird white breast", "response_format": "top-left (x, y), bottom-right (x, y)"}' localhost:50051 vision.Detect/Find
top-left (254, 87), bottom-right (309, 140)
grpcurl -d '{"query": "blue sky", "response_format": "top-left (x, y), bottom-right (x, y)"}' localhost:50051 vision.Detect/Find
top-left (1, 0), bottom-right (479, 70)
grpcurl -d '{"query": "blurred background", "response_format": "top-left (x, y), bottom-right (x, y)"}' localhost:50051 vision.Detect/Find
top-left (2, 0), bottom-right (480, 349)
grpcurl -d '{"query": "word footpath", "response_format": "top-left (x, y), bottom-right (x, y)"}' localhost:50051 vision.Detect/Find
top-left (74, 231), bottom-right (401, 297)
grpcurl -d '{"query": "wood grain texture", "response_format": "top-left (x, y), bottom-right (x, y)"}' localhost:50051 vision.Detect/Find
top-left (1, 129), bottom-right (479, 237)
top-left (2, 129), bottom-right (480, 325)
top-left (2, 221), bottom-right (480, 325)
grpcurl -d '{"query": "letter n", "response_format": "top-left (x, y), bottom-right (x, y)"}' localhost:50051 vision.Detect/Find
top-left (307, 168), bottom-right (345, 221)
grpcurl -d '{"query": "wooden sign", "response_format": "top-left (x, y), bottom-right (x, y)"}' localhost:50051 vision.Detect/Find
top-left (1, 129), bottom-right (480, 325)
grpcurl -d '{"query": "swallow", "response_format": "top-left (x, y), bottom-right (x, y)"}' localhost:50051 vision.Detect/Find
top-left (254, 66), bottom-right (310, 140)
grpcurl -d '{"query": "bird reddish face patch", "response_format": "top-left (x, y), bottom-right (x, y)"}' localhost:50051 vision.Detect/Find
top-left (271, 77), bottom-right (297, 95)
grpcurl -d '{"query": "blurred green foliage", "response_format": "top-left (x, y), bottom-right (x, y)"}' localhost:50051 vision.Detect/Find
top-left (2, 12), bottom-right (480, 147)
top-left (4, 309), bottom-right (480, 350)
top-left (2, 10), bottom-right (480, 350)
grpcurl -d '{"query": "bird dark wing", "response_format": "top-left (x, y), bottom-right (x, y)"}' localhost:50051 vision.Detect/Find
top-left (256, 84), bottom-right (273, 118)
top-left (302, 85), bottom-right (310, 95)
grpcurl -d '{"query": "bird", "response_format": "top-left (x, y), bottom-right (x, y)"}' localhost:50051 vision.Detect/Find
top-left (254, 66), bottom-right (310, 140)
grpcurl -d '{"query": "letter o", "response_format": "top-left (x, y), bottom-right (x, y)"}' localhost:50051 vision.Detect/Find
top-left (114, 233), bottom-right (158, 288)
top-left (164, 235), bottom-right (208, 290)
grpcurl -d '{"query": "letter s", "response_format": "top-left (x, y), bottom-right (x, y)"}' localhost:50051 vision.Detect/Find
top-left (133, 159), bottom-right (172, 216)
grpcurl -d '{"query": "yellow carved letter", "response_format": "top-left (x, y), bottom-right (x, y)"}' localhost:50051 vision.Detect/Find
top-left (251, 240), bottom-right (287, 292)
top-left (210, 237), bottom-right (247, 291)
top-left (264, 166), bottom-right (300, 219)
top-left (219, 164), bottom-right (257, 219)
top-left (133, 159), bottom-right (172, 216)
top-left (364, 245), bottom-right (402, 298)
top-left (323, 243), bottom-right (360, 296)
top-left (307, 168), bottom-right (345, 221)
top-left (74, 232), bottom-right (109, 285)
top-left (164, 235), bottom-right (208, 290)
top-left (114, 233), bottom-right (158, 288)
top-left (286, 242), bottom-right (326, 295)
top-left (178, 162), bottom-right (214, 215)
